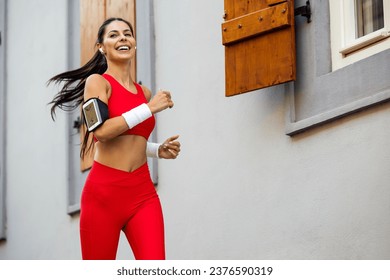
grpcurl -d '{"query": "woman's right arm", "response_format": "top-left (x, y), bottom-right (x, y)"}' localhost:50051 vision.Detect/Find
top-left (83, 74), bottom-right (130, 142)
top-left (83, 74), bottom-right (173, 143)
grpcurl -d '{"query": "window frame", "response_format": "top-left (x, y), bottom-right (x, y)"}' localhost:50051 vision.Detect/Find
top-left (67, 0), bottom-right (84, 215)
top-left (136, 0), bottom-right (159, 185)
top-left (330, 0), bottom-right (390, 70)
top-left (67, 0), bottom-right (158, 214)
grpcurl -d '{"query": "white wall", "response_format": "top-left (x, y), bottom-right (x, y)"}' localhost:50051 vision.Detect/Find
top-left (153, 0), bottom-right (390, 259)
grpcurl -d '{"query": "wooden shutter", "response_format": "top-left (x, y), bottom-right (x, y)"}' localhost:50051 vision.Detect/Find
top-left (80, 0), bottom-right (136, 171)
top-left (222, 0), bottom-right (296, 96)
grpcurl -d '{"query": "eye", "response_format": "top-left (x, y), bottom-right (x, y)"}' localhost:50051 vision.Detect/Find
top-left (109, 34), bottom-right (117, 38)
top-left (125, 33), bottom-right (133, 37)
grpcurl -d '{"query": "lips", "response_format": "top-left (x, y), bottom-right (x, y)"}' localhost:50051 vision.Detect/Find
top-left (116, 45), bottom-right (130, 51)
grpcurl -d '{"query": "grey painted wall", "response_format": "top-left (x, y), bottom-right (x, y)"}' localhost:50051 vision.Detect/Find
top-left (154, 0), bottom-right (390, 259)
top-left (0, 0), bottom-right (80, 259)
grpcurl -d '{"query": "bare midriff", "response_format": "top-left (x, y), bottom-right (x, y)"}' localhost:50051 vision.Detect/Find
top-left (94, 134), bottom-right (147, 172)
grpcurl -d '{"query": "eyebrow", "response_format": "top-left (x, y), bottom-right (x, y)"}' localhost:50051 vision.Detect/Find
top-left (107, 29), bottom-right (132, 34)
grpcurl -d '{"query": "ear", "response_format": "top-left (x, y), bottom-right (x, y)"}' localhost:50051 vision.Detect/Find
top-left (97, 44), bottom-right (105, 55)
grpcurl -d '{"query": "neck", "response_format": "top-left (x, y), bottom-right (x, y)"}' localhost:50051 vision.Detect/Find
top-left (105, 61), bottom-right (134, 85)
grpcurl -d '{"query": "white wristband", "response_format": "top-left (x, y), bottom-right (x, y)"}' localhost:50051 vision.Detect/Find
top-left (121, 103), bottom-right (152, 129)
top-left (146, 142), bottom-right (161, 158)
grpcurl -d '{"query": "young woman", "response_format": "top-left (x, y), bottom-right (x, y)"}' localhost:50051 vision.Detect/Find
top-left (48, 17), bottom-right (180, 260)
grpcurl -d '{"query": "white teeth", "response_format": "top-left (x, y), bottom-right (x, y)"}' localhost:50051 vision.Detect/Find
top-left (118, 46), bottom-right (130, 51)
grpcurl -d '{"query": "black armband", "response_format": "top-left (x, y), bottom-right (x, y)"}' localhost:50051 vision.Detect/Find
top-left (82, 98), bottom-right (109, 132)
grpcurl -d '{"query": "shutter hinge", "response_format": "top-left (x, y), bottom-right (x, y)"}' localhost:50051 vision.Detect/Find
top-left (295, 0), bottom-right (311, 23)
top-left (73, 116), bottom-right (82, 133)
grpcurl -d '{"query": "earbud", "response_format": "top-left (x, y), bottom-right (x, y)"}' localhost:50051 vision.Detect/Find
top-left (134, 46), bottom-right (137, 50)
top-left (99, 48), bottom-right (104, 54)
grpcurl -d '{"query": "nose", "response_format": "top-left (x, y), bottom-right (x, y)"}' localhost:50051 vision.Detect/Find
top-left (119, 34), bottom-right (127, 41)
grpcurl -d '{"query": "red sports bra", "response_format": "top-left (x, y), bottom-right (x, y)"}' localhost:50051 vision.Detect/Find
top-left (102, 73), bottom-right (155, 140)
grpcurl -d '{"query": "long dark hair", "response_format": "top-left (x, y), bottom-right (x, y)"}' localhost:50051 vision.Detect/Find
top-left (47, 17), bottom-right (134, 158)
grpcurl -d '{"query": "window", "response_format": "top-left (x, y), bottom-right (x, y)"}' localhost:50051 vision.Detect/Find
top-left (68, 0), bottom-right (150, 214)
top-left (0, 0), bottom-right (6, 239)
top-left (330, 0), bottom-right (390, 70)
top-left (285, 0), bottom-right (390, 135)
top-left (355, 0), bottom-right (384, 37)
top-left (79, 0), bottom-right (137, 173)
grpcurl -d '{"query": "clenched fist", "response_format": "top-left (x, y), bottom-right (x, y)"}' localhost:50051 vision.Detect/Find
top-left (147, 90), bottom-right (174, 114)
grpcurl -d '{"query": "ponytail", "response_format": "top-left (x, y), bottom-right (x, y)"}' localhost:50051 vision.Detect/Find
top-left (47, 50), bottom-right (107, 158)
top-left (48, 51), bottom-right (107, 118)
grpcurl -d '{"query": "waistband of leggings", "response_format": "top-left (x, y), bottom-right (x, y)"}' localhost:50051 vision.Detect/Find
top-left (89, 160), bottom-right (150, 180)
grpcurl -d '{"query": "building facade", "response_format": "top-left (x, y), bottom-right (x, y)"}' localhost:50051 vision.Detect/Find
top-left (1, 0), bottom-right (390, 259)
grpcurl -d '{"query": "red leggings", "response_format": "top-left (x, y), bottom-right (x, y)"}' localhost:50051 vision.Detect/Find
top-left (80, 161), bottom-right (165, 260)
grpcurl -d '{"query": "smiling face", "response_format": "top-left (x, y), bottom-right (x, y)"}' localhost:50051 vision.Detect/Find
top-left (98, 20), bottom-right (136, 62)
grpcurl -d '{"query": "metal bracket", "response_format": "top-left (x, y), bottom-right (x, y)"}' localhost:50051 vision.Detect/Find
top-left (73, 116), bottom-right (82, 133)
top-left (295, 0), bottom-right (311, 23)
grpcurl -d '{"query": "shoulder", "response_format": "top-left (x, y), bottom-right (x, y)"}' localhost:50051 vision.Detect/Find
top-left (84, 74), bottom-right (110, 102)
top-left (85, 74), bottom-right (109, 89)
top-left (140, 84), bottom-right (152, 101)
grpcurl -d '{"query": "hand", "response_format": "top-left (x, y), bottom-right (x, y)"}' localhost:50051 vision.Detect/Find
top-left (147, 90), bottom-right (174, 114)
top-left (158, 135), bottom-right (181, 159)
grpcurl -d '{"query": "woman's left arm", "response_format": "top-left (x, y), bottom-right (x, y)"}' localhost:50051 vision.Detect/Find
top-left (141, 85), bottom-right (180, 159)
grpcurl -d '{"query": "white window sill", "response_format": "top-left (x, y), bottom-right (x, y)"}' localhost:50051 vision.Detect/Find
top-left (340, 29), bottom-right (390, 55)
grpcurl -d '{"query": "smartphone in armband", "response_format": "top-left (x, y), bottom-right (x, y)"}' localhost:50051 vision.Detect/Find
top-left (82, 98), bottom-right (109, 132)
